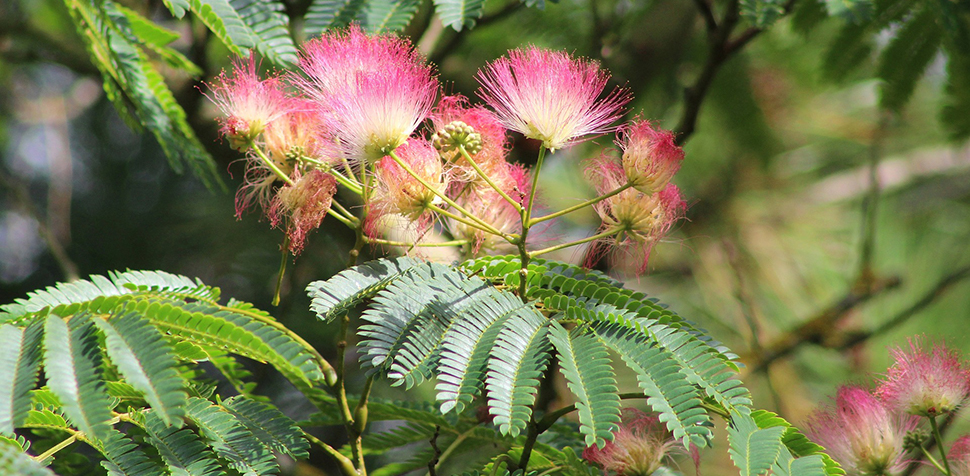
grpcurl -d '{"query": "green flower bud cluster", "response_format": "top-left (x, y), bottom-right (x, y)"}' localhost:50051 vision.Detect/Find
top-left (431, 121), bottom-right (483, 155)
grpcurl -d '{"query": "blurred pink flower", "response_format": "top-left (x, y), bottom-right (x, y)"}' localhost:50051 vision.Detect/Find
top-left (206, 56), bottom-right (291, 151)
top-left (582, 409), bottom-right (677, 476)
top-left (948, 435), bottom-right (970, 476)
top-left (876, 337), bottom-right (970, 417)
top-left (297, 26), bottom-right (438, 164)
top-left (476, 46), bottom-right (629, 151)
top-left (449, 162), bottom-right (530, 253)
top-left (806, 385), bottom-right (919, 476)
top-left (618, 120), bottom-right (684, 195)
top-left (269, 169), bottom-right (337, 255)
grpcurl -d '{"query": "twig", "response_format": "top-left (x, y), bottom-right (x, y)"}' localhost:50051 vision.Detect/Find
top-left (903, 412), bottom-right (958, 476)
top-left (428, 425), bottom-right (441, 476)
top-left (858, 112), bottom-right (893, 285)
top-left (831, 266), bottom-right (970, 351)
top-left (745, 275), bottom-right (902, 375)
top-left (674, 0), bottom-right (798, 145)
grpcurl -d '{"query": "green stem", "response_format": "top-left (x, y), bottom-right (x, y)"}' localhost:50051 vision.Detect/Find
top-left (328, 207), bottom-right (356, 227)
top-left (252, 145), bottom-right (294, 186)
top-left (528, 228), bottom-right (620, 258)
top-left (458, 145), bottom-right (523, 212)
top-left (427, 203), bottom-right (509, 239)
top-left (272, 236), bottom-right (289, 306)
top-left (530, 182), bottom-right (633, 225)
top-left (366, 237), bottom-right (471, 248)
top-left (331, 200), bottom-right (359, 223)
top-left (301, 157), bottom-right (364, 195)
top-left (387, 149), bottom-right (502, 237)
top-left (931, 416), bottom-right (952, 475)
top-left (34, 433), bottom-right (78, 462)
top-left (921, 445), bottom-right (949, 475)
top-left (303, 430), bottom-right (358, 476)
top-left (428, 428), bottom-right (473, 475)
top-left (524, 147), bottom-right (546, 224)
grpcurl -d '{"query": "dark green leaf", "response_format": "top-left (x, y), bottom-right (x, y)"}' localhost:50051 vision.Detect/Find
top-left (0, 320), bottom-right (44, 435)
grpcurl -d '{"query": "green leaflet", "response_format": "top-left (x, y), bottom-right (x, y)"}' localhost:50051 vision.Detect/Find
top-left (230, 0), bottom-right (299, 68)
top-left (486, 310), bottom-right (552, 437)
top-left (99, 427), bottom-right (168, 476)
top-left (221, 396), bottom-right (309, 459)
top-left (0, 440), bottom-right (56, 476)
top-left (360, 0), bottom-right (421, 33)
top-left (750, 410), bottom-right (845, 475)
top-left (740, 0), bottom-right (788, 27)
top-left (140, 411), bottom-right (225, 476)
top-left (308, 257), bottom-right (425, 322)
top-left (547, 322), bottom-right (620, 449)
top-left (303, 0), bottom-right (367, 37)
top-left (876, 7), bottom-right (943, 111)
top-left (43, 314), bottom-right (114, 441)
top-left (94, 313), bottom-right (188, 426)
top-left (433, 0), bottom-right (485, 31)
top-left (0, 320), bottom-right (43, 435)
top-left (184, 397), bottom-right (278, 476)
top-left (728, 412), bottom-right (787, 476)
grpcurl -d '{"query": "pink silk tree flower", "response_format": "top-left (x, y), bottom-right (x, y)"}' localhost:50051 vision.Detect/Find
top-left (618, 120), bottom-right (684, 195)
top-left (806, 385), bottom-right (919, 476)
top-left (582, 409), bottom-right (678, 476)
top-left (476, 46), bottom-right (630, 151)
top-left (876, 337), bottom-right (970, 417)
top-left (585, 156), bottom-right (686, 274)
top-left (367, 139), bottom-right (447, 237)
top-left (449, 162), bottom-right (530, 253)
top-left (268, 169), bottom-right (337, 255)
top-left (297, 26), bottom-right (438, 165)
top-left (263, 101), bottom-right (332, 166)
top-left (948, 435), bottom-right (970, 476)
top-left (206, 57), bottom-right (291, 151)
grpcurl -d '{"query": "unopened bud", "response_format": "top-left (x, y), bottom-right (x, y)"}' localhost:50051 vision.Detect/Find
top-left (432, 121), bottom-right (483, 155)
top-left (903, 429), bottom-right (928, 451)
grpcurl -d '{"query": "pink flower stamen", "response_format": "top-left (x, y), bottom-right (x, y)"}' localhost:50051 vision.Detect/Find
top-left (618, 120), bottom-right (684, 195)
top-left (876, 337), bottom-right (970, 417)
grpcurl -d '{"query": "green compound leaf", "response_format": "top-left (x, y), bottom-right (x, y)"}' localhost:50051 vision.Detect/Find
top-left (43, 314), bottom-right (114, 441)
top-left (548, 322), bottom-right (620, 449)
top-left (307, 257), bottom-right (424, 322)
top-left (486, 310), bottom-right (552, 437)
top-left (303, 0), bottom-right (367, 37)
top-left (360, 0), bottom-right (421, 33)
top-left (184, 397), bottom-right (278, 476)
top-left (94, 312), bottom-right (188, 426)
top-left (221, 396), bottom-right (309, 459)
top-left (140, 410), bottom-right (225, 476)
top-left (876, 7), bottom-right (942, 111)
top-left (99, 427), bottom-right (168, 476)
top-left (728, 412), bottom-right (786, 476)
top-left (230, 0), bottom-right (299, 68)
top-left (434, 0), bottom-right (485, 31)
top-left (0, 440), bottom-right (57, 476)
top-left (0, 320), bottom-right (44, 435)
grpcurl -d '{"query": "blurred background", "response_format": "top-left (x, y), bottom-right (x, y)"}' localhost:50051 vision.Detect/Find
top-left (2, 0), bottom-right (969, 474)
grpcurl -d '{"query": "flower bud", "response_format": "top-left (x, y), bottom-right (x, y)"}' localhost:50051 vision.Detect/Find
top-left (618, 120), bottom-right (683, 195)
top-left (431, 121), bottom-right (483, 155)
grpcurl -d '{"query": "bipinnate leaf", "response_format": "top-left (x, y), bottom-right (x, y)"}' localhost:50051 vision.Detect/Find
top-left (486, 310), bottom-right (552, 437)
top-left (548, 322), bottom-right (620, 448)
top-left (141, 411), bottom-right (225, 476)
top-left (728, 412), bottom-right (786, 476)
top-left (307, 257), bottom-right (424, 322)
top-left (0, 320), bottom-right (43, 435)
top-left (184, 397), bottom-right (278, 476)
top-left (434, 0), bottom-right (485, 31)
top-left (221, 396), bottom-right (309, 459)
top-left (94, 312), bottom-right (188, 426)
top-left (43, 314), bottom-right (114, 441)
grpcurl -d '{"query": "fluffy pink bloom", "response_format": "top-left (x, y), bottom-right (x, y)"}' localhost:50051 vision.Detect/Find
top-left (367, 139), bottom-right (447, 236)
top-left (618, 120), bottom-right (684, 194)
top-left (297, 26), bottom-right (438, 164)
top-left (582, 409), bottom-right (678, 476)
top-left (876, 337), bottom-right (970, 417)
top-left (431, 95), bottom-right (509, 180)
top-left (268, 169), bottom-right (337, 255)
top-left (806, 386), bottom-right (919, 476)
top-left (585, 156), bottom-right (686, 274)
top-left (948, 435), bottom-right (970, 476)
top-left (206, 57), bottom-right (291, 150)
top-left (263, 100), bottom-right (333, 166)
top-left (476, 46), bottom-right (630, 151)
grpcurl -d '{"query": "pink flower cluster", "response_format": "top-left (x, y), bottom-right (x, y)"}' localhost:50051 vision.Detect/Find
top-left (582, 409), bottom-right (680, 476)
top-left (806, 338), bottom-right (970, 476)
top-left (206, 26), bottom-right (686, 268)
